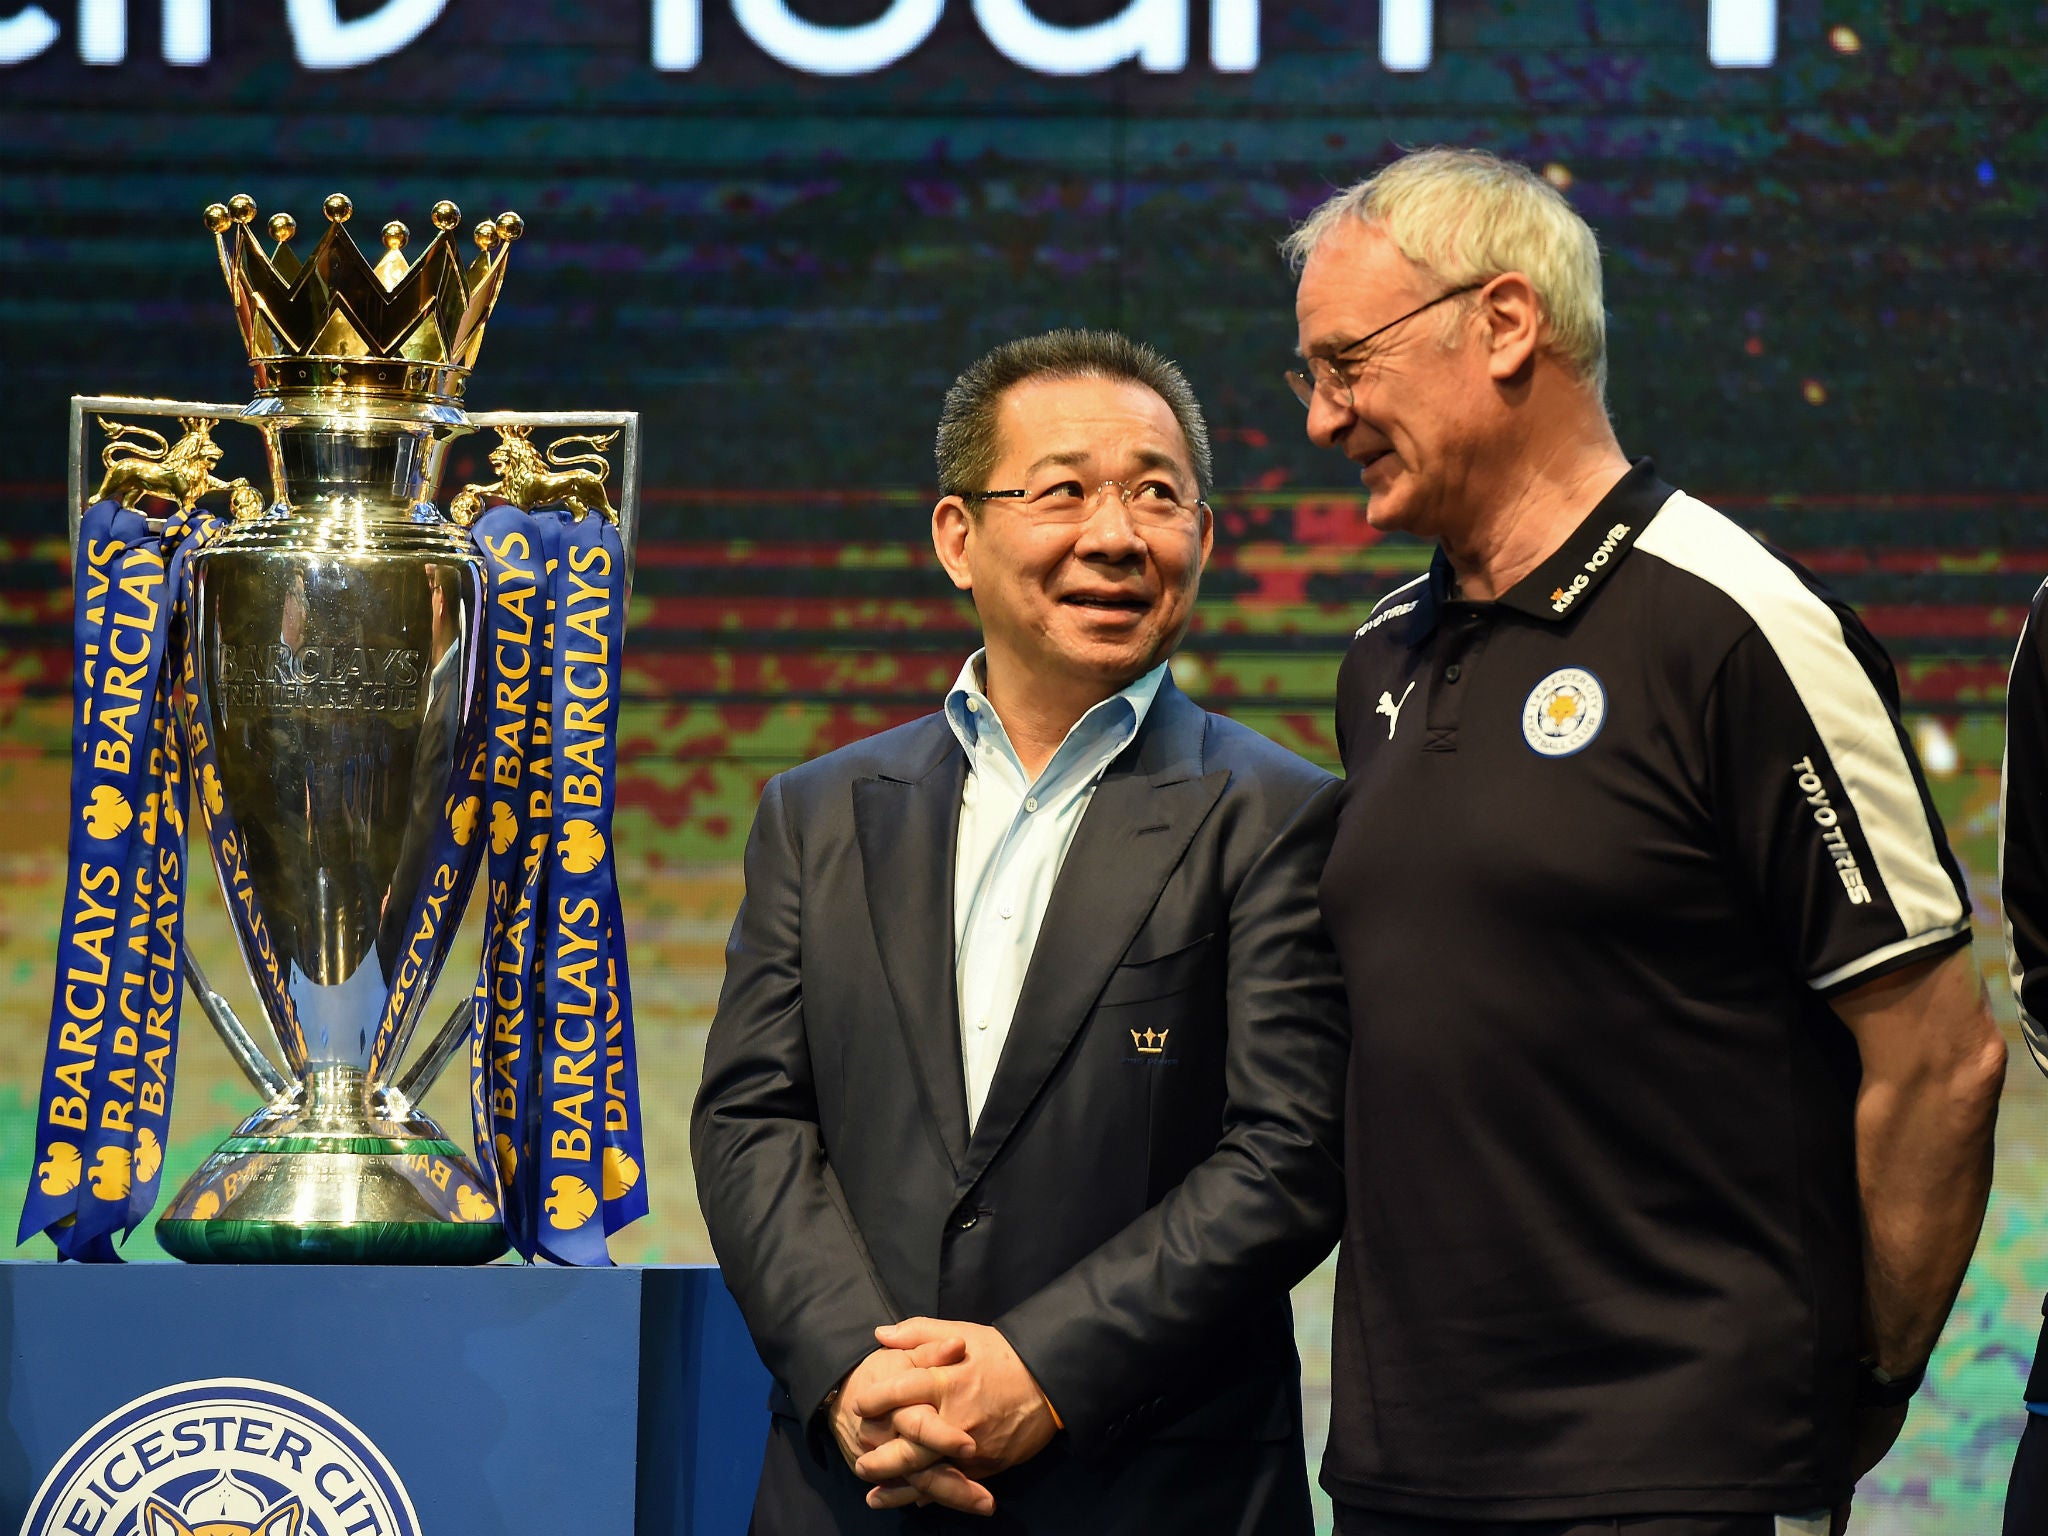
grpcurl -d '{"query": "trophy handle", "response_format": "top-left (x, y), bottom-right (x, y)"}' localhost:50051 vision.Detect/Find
top-left (380, 412), bottom-right (640, 1119)
top-left (181, 951), bottom-right (292, 1101)
top-left (67, 394), bottom-right (265, 564)
top-left (459, 409), bottom-right (642, 598)
top-left (392, 998), bottom-right (471, 1107)
top-left (64, 396), bottom-right (289, 1103)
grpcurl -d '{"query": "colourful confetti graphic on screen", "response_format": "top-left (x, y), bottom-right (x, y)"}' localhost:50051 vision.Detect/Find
top-left (2, 2), bottom-right (2044, 1528)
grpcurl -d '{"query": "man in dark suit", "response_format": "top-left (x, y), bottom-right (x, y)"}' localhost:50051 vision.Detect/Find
top-left (692, 329), bottom-right (1348, 1532)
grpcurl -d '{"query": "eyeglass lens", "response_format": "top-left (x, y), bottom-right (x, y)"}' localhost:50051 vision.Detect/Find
top-left (1284, 281), bottom-right (1486, 411)
top-left (986, 480), bottom-right (1201, 526)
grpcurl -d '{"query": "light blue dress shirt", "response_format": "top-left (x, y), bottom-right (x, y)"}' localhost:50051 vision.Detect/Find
top-left (944, 651), bottom-right (1168, 1130)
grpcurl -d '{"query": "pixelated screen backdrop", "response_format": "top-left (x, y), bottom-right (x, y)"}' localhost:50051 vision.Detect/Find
top-left (1, 0), bottom-right (2043, 1527)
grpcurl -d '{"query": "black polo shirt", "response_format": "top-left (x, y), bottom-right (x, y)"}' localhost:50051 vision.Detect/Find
top-left (1319, 461), bottom-right (1971, 1522)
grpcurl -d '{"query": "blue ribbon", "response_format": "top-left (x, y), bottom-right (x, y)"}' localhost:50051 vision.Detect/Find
top-left (465, 504), bottom-right (646, 1263)
top-left (68, 692), bottom-right (165, 1251)
top-left (534, 509), bottom-right (630, 1266)
top-left (68, 530), bottom-right (189, 1252)
top-left (23, 503), bottom-right (134, 1253)
top-left (469, 506), bottom-right (552, 1252)
top-left (122, 509), bottom-right (214, 1230)
top-left (601, 913), bottom-right (648, 1234)
top-left (23, 505), bottom-right (199, 1257)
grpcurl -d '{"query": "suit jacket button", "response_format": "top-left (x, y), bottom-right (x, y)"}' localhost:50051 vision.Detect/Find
top-left (955, 1211), bottom-right (977, 1230)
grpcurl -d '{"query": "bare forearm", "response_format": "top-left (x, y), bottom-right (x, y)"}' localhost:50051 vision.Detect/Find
top-left (1852, 987), bottom-right (2005, 1371)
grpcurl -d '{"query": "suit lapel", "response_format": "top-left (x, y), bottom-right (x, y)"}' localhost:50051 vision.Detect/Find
top-left (853, 720), bottom-right (972, 1173)
top-left (957, 683), bottom-right (1228, 1190)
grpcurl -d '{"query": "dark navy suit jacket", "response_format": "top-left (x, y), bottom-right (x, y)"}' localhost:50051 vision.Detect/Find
top-left (692, 677), bottom-right (1348, 1533)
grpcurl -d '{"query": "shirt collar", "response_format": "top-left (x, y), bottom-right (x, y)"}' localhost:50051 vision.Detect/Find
top-left (1393, 458), bottom-right (1674, 647)
top-left (944, 650), bottom-right (1168, 767)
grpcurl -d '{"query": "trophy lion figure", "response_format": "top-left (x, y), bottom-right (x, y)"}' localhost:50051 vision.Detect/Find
top-left (92, 417), bottom-right (235, 512)
top-left (447, 425), bottom-right (619, 526)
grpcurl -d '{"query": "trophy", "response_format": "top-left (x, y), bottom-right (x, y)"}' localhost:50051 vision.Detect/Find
top-left (53, 192), bottom-right (643, 1263)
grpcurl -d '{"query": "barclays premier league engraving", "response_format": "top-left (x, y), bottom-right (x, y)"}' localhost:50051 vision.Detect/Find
top-left (18, 1378), bottom-right (418, 1536)
top-left (22, 192), bottom-right (648, 1265)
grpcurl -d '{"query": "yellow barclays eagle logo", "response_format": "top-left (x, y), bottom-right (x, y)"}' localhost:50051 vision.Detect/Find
top-left (447, 794), bottom-right (482, 847)
top-left (87, 1145), bottom-right (131, 1201)
top-left (82, 784), bottom-right (133, 840)
top-left (558, 818), bottom-right (606, 875)
top-left (545, 1174), bottom-right (597, 1229)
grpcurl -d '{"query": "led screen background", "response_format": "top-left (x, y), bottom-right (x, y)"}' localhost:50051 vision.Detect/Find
top-left (1, 2), bottom-right (2044, 1528)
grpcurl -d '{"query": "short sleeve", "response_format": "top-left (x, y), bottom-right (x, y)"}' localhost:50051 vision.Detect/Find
top-left (2001, 580), bottom-right (2048, 1073)
top-left (1704, 603), bottom-right (1970, 998)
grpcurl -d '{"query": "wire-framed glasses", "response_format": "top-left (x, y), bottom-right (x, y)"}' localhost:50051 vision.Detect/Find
top-left (964, 478), bottom-right (1207, 527)
top-left (1284, 282), bottom-right (1487, 410)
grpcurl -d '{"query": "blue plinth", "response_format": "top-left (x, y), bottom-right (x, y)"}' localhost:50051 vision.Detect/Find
top-left (0, 1262), bottom-right (768, 1535)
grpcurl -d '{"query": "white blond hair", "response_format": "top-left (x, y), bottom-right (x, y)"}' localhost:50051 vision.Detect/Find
top-left (1282, 146), bottom-right (1608, 397)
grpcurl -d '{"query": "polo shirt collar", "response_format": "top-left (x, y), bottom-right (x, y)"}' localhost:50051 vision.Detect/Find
top-left (1497, 458), bottom-right (1672, 622)
top-left (1394, 458), bottom-right (1673, 647)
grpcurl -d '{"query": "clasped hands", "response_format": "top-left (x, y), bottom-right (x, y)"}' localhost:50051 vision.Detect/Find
top-left (829, 1318), bottom-right (1060, 1516)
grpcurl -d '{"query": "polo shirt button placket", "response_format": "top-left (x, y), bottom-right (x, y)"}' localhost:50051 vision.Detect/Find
top-left (1424, 608), bottom-right (1487, 752)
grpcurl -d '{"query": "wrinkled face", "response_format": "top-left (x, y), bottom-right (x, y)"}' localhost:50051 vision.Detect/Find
top-left (934, 375), bottom-right (1213, 698)
top-left (1294, 221), bottom-right (1493, 542)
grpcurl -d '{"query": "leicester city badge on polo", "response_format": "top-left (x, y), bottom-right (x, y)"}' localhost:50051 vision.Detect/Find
top-left (1522, 667), bottom-right (1606, 757)
top-left (19, 1378), bottom-right (418, 1536)
top-left (25, 190), bottom-right (649, 1266)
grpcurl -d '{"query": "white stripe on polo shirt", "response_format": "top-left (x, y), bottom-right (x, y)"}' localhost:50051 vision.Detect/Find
top-left (1353, 572), bottom-right (1428, 637)
top-left (1636, 491), bottom-right (1969, 990)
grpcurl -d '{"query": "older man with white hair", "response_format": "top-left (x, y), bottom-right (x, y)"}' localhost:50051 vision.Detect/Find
top-left (1293, 147), bottom-right (2006, 1536)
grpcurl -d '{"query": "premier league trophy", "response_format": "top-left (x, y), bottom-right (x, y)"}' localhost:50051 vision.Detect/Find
top-left (23, 193), bottom-right (648, 1265)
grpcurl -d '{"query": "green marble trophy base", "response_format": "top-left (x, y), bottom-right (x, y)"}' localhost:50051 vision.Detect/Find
top-left (158, 1213), bottom-right (508, 1265)
top-left (155, 1068), bottom-right (508, 1265)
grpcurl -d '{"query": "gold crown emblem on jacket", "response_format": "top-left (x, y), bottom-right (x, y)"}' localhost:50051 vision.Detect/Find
top-left (204, 191), bottom-right (521, 405)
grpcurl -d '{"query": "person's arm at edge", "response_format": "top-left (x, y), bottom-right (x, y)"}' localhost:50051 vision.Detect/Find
top-left (1831, 943), bottom-right (2005, 1472)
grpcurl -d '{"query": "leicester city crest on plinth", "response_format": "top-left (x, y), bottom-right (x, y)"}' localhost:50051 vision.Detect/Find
top-left (20, 1377), bottom-right (420, 1536)
top-left (21, 192), bottom-right (649, 1266)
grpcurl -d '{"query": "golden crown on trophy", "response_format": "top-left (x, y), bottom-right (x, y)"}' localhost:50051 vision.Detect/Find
top-left (203, 191), bottom-right (522, 403)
